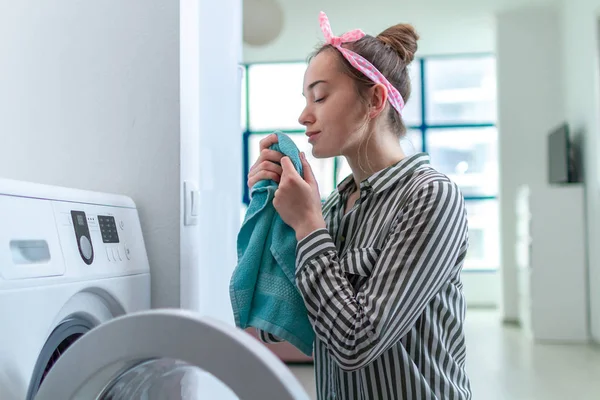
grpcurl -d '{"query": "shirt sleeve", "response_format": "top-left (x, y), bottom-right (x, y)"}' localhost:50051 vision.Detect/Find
top-left (295, 180), bottom-right (468, 371)
top-left (255, 328), bottom-right (284, 344)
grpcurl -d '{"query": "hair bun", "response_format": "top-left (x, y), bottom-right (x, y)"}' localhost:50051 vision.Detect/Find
top-left (377, 24), bottom-right (419, 64)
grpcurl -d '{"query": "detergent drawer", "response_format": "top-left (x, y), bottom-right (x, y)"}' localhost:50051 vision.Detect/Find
top-left (0, 195), bottom-right (65, 280)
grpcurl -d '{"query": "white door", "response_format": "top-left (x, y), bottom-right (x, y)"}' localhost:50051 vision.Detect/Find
top-left (34, 310), bottom-right (310, 400)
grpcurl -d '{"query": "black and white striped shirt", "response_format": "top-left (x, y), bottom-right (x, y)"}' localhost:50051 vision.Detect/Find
top-left (262, 153), bottom-right (471, 399)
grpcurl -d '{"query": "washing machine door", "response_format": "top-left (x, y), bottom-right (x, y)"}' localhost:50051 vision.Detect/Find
top-left (34, 309), bottom-right (310, 400)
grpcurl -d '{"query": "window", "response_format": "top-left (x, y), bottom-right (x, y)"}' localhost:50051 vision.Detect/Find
top-left (241, 55), bottom-right (498, 270)
top-left (425, 127), bottom-right (498, 197)
top-left (247, 63), bottom-right (307, 131)
top-left (424, 57), bottom-right (497, 124)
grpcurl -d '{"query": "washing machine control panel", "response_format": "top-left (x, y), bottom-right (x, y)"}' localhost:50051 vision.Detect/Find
top-left (0, 179), bottom-right (150, 282)
top-left (51, 202), bottom-right (149, 278)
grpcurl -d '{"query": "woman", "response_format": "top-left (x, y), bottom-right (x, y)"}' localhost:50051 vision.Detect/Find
top-left (248, 12), bottom-right (471, 400)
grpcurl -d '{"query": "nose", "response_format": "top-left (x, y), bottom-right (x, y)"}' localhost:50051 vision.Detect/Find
top-left (298, 104), bottom-right (314, 127)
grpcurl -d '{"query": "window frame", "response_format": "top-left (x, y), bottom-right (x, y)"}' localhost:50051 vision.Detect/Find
top-left (241, 54), bottom-right (498, 271)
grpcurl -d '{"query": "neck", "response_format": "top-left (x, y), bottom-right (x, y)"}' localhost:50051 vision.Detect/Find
top-left (344, 130), bottom-right (406, 189)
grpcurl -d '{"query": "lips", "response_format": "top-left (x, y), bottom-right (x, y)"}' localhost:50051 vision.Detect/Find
top-left (306, 131), bottom-right (321, 143)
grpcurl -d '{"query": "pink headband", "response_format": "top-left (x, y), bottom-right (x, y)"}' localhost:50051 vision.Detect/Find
top-left (319, 11), bottom-right (405, 114)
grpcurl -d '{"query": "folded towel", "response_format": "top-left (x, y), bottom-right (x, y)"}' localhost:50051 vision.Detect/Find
top-left (229, 131), bottom-right (314, 356)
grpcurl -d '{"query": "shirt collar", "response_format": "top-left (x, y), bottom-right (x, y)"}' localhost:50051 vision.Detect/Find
top-left (337, 153), bottom-right (431, 196)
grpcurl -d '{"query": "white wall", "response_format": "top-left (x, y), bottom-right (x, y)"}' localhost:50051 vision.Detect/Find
top-left (180, 0), bottom-right (243, 322)
top-left (244, 2), bottom-right (495, 63)
top-left (180, 1), bottom-right (243, 395)
top-left (242, 0), bottom-right (559, 63)
top-left (0, 1), bottom-right (181, 308)
top-left (495, 5), bottom-right (568, 322)
top-left (561, 0), bottom-right (600, 341)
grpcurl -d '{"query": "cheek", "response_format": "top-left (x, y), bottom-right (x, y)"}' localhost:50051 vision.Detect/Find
top-left (324, 93), bottom-right (365, 127)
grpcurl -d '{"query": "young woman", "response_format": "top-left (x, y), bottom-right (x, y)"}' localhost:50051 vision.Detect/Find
top-left (248, 12), bottom-right (472, 400)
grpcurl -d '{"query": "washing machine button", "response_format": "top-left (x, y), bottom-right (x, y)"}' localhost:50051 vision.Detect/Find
top-left (79, 236), bottom-right (93, 261)
top-left (124, 245), bottom-right (131, 260)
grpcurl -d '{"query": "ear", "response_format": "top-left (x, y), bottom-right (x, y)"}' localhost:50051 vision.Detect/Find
top-left (367, 83), bottom-right (389, 119)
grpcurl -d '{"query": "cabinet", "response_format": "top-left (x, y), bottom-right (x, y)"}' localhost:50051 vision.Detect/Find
top-left (516, 184), bottom-right (588, 342)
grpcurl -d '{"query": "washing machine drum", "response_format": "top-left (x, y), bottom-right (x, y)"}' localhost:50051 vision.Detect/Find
top-left (33, 310), bottom-right (310, 400)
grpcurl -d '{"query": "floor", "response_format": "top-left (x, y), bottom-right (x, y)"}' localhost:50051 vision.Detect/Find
top-left (287, 310), bottom-right (600, 400)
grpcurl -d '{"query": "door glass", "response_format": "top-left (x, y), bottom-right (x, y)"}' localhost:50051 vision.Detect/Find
top-left (100, 358), bottom-right (236, 400)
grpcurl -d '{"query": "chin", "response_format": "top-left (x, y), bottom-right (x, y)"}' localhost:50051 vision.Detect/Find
top-left (311, 146), bottom-right (335, 159)
top-left (310, 142), bottom-right (340, 159)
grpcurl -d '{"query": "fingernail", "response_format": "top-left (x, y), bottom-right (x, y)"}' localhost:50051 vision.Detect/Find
top-left (300, 152), bottom-right (305, 160)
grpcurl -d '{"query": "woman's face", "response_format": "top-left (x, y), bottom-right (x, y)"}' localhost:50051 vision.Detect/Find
top-left (298, 50), bottom-right (370, 158)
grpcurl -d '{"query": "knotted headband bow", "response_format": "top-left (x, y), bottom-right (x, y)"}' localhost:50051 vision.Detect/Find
top-left (319, 11), bottom-right (405, 114)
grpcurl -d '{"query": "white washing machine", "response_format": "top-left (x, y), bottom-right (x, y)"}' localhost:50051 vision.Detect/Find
top-left (0, 178), bottom-right (151, 400)
top-left (0, 179), bottom-right (310, 400)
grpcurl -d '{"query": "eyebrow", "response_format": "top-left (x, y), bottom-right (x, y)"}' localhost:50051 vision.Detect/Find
top-left (302, 80), bottom-right (328, 96)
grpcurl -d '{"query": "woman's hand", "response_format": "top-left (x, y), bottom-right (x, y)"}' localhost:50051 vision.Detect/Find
top-left (247, 134), bottom-right (284, 189)
top-left (273, 152), bottom-right (326, 241)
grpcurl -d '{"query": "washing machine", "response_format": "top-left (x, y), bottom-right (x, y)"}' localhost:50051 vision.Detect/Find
top-left (0, 178), bottom-right (151, 400)
top-left (0, 179), bottom-right (310, 400)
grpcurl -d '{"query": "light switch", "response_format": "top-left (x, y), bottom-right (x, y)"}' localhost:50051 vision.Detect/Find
top-left (191, 190), bottom-right (199, 216)
top-left (184, 181), bottom-right (199, 226)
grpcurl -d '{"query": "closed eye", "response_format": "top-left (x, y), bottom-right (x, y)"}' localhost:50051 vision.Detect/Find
top-left (314, 97), bottom-right (325, 103)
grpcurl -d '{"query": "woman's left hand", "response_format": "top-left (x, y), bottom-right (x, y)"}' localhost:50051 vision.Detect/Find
top-left (273, 152), bottom-right (326, 241)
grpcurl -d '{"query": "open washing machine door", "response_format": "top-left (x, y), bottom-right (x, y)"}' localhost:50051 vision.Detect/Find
top-left (33, 309), bottom-right (310, 400)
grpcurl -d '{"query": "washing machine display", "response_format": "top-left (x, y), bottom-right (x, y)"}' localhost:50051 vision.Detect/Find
top-left (71, 210), bottom-right (94, 265)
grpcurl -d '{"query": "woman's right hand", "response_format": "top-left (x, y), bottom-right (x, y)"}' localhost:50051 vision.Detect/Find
top-left (247, 134), bottom-right (284, 189)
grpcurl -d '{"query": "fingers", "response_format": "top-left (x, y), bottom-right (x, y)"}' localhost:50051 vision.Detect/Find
top-left (248, 170), bottom-right (281, 188)
top-left (250, 149), bottom-right (283, 170)
top-left (247, 148), bottom-right (285, 189)
top-left (248, 159), bottom-right (283, 179)
top-left (280, 156), bottom-right (293, 176)
top-left (280, 157), bottom-right (302, 182)
top-left (261, 149), bottom-right (284, 163)
top-left (249, 149), bottom-right (283, 174)
top-left (258, 134), bottom-right (279, 152)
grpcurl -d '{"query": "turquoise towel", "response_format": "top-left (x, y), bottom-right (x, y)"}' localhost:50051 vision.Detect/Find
top-left (229, 131), bottom-right (314, 356)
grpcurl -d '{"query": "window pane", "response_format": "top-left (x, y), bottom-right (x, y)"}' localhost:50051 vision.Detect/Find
top-left (426, 127), bottom-right (498, 197)
top-left (464, 200), bottom-right (499, 270)
top-left (248, 134), bottom-right (335, 199)
top-left (248, 63), bottom-right (307, 131)
top-left (425, 56), bottom-right (497, 124)
top-left (240, 65), bottom-right (247, 130)
top-left (401, 62), bottom-right (422, 126)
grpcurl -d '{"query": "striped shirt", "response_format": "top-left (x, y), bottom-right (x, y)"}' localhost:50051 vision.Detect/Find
top-left (261, 153), bottom-right (471, 399)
